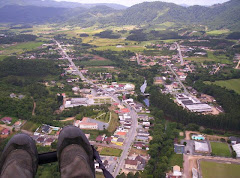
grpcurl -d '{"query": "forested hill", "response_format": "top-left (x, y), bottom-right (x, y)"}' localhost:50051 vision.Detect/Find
top-left (117, 0), bottom-right (240, 30)
top-left (0, 0), bottom-right (239, 30)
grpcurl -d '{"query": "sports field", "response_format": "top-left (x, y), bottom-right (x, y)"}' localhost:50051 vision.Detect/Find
top-left (205, 78), bottom-right (240, 94)
top-left (201, 161), bottom-right (240, 178)
top-left (210, 142), bottom-right (231, 157)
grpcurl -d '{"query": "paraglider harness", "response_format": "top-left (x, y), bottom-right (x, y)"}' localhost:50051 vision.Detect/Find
top-left (38, 145), bottom-right (114, 178)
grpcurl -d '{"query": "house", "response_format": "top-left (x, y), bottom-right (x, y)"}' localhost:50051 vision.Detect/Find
top-left (1, 128), bottom-right (10, 135)
top-left (136, 136), bottom-right (149, 142)
top-left (42, 125), bottom-right (51, 134)
top-left (1, 117), bottom-right (12, 124)
top-left (125, 160), bottom-right (138, 170)
top-left (166, 165), bottom-right (183, 178)
top-left (44, 138), bottom-right (55, 146)
top-left (116, 138), bottom-right (124, 146)
top-left (36, 137), bottom-right (46, 144)
top-left (104, 137), bottom-right (112, 144)
top-left (75, 117), bottom-right (98, 130)
top-left (13, 121), bottom-right (22, 130)
top-left (174, 144), bottom-right (185, 154)
top-left (96, 135), bottom-right (104, 142)
top-left (229, 136), bottom-right (240, 145)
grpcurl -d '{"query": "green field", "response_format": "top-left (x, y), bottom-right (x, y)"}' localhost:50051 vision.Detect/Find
top-left (206, 30), bottom-right (229, 35)
top-left (210, 142), bottom-right (231, 157)
top-left (169, 153), bottom-right (183, 168)
top-left (0, 42), bottom-right (44, 55)
top-left (201, 161), bottom-right (240, 178)
top-left (205, 78), bottom-right (240, 94)
top-left (100, 147), bottom-right (122, 157)
top-left (186, 51), bottom-right (231, 64)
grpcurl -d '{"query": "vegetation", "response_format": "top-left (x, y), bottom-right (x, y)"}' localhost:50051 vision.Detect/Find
top-left (0, 34), bottom-right (37, 44)
top-left (201, 161), bottom-right (240, 178)
top-left (205, 79), bottom-right (240, 94)
top-left (169, 153), bottom-right (183, 168)
top-left (210, 142), bottom-right (231, 157)
top-left (99, 147), bottom-right (122, 157)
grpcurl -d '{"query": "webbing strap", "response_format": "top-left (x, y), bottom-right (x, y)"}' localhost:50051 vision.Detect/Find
top-left (92, 145), bottom-right (114, 178)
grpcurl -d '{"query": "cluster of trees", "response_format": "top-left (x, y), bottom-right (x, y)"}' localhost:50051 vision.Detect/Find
top-left (227, 32), bottom-right (240, 39)
top-left (0, 57), bottom-right (61, 77)
top-left (0, 34), bottom-right (37, 44)
top-left (94, 30), bottom-right (121, 39)
top-left (127, 29), bottom-right (182, 41)
top-left (182, 39), bottom-right (235, 50)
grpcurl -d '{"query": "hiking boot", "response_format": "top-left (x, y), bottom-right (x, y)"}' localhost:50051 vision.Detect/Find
top-left (57, 125), bottom-right (95, 178)
top-left (0, 133), bottom-right (38, 178)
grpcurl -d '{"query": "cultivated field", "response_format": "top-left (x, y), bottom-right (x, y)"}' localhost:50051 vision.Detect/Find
top-left (201, 161), bottom-right (240, 178)
top-left (210, 142), bottom-right (231, 157)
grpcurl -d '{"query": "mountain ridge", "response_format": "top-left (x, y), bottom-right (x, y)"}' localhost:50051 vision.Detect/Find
top-left (0, 0), bottom-right (239, 31)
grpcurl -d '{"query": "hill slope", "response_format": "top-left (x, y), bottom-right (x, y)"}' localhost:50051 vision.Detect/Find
top-left (0, 0), bottom-right (239, 30)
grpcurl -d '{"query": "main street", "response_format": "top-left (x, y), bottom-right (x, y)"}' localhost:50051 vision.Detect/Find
top-left (55, 40), bottom-right (138, 177)
top-left (167, 64), bottom-right (189, 95)
top-left (175, 42), bottom-right (184, 66)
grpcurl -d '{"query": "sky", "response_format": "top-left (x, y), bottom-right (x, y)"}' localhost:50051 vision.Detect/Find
top-left (56, 0), bottom-right (230, 7)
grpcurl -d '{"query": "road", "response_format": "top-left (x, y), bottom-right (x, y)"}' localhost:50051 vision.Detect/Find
top-left (55, 40), bottom-right (139, 177)
top-left (167, 64), bottom-right (189, 95)
top-left (175, 42), bottom-right (184, 65)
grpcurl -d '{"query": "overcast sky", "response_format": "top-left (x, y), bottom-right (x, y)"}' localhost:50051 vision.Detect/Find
top-left (56, 0), bottom-right (229, 7)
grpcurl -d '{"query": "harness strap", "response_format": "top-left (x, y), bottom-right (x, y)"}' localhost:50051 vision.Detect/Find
top-left (92, 145), bottom-right (114, 178)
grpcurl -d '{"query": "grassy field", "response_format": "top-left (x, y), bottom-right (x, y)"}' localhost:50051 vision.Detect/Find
top-left (100, 147), bottom-right (122, 157)
top-left (206, 30), bottom-right (229, 35)
top-left (201, 161), bottom-right (240, 178)
top-left (169, 153), bottom-right (183, 168)
top-left (210, 142), bottom-right (231, 157)
top-left (0, 42), bottom-right (44, 55)
top-left (186, 51), bottom-right (231, 64)
top-left (205, 78), bottom-right (240, 94)
top-left (107, 111), bottom-right (120, 133)
top-left (22, 121), bottom-right (40, 132)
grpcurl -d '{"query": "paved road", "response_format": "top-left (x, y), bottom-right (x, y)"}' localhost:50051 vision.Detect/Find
top-left (167, 64), bottom-right (189, 95)
top-left (175, 42), bottom-right (184, 65)
top-left (55, 40), bottom-right (139, 177)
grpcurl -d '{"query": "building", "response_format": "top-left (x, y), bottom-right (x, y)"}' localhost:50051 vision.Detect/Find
top-left (1, 117), bottom-right (12, 124)
top-left (174, 144), bottom-right (185, 154)
top-left (75, 117), bottom-right (98, 130)
top-left (42, 125), bottom-right (51, 134)
top-left (229, 136), bottom-right (240, 145)
top-left (194, 141), bottom-right (210, 153)
top-left (176, 94), bottom-right (212, 113)
top-left (232, 144), bottom-right (240, 158)
top-left (125, 160), bottom-right (138, 170)
top-left (1, 128), bottom-right (10, 135)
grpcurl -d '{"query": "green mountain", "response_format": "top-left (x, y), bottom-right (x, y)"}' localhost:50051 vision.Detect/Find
top-left (116, 0), bottom-right (240, 30)
top-left (0, 0), bottom-right (239, 31)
